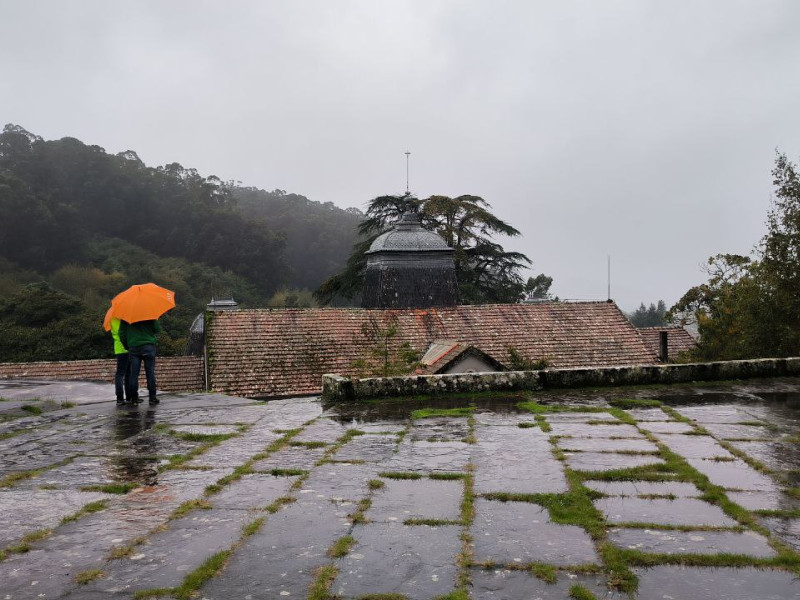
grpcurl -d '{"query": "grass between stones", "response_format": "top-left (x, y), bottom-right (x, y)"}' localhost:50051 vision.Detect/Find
top-left (308, 564), bottom-right (339, 600)
top-left (410, 407), bottom-right (474, 420)
top-left (608, 398), bottom-right (662, 410)
top-left (20, 404), bottom-right (43, 415)
top-left (517, 401), bottom-right (607, 415)
top-left (568, 584), bottom-right (599, 599)
top-left (80, 482), bottom-right (139, 494)
top-left (501, 402), bottom-right (800, 592)
top-left (328, 535), bottom-right (356, 558)
top-left (74, 568), bottom-right (105, 584)
top-left (3, 528), bottom-right (53, 556)
top-left (173, 549), bottom-right (231, 599)
top-left (169, 431), bottom-right (238, 443)
top-left (60, 499), bottom-right (108, 524)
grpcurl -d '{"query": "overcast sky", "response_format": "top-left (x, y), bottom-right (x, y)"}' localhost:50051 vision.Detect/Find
top-left (2, 1), bottom-right (799, 311)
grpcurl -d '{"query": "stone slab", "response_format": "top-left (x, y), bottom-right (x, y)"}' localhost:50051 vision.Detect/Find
top-left (300, 462), bottom-right (380, 502)
top-left (211, 473), bottom-right (296, 510)
top-left (381, 440), bottom-right (470, 473)
top-left (640, 421), bottom-right (696, 434)
top-left (473, 431), bottom-right (568, 495)
top-left (250, 445), bottom-right (327, 471)
top-left (333, 523), bottom-right (461, 600)
top-left (548, 423), bottom-right (643, 438)
top-left (199, 500), bottom-right (351, 599)
top-left (557, 437), bottom-right (659, 453)
top-left (565, 452), bottom-right (663, 472)
top-left (687, 459), bottom-right (779, 492)
top-left (609, 527), bottom-right (775, 557)
top-left (472, 499), bottom-right (598, 566)
top-left (332, 434), bottom-right (398, 462)
top-left (584, 480), bottom-right (702, 498)
top-left (78, 508), bottom-right (250, 594)
top-left (408, 417), bottom-right (470, 441)
top-left (635, 565), bottom-right (800, 599)
top-left (368, 478), bottom-right (462, 523)
top-left (471, 568), bottom-right (625, 599)
top-left (657, 434), bottom-right (735, 459)
top-left (595, 497), bottom-right (737, 527)
top-left (702, 423), bottom-right (773, 439)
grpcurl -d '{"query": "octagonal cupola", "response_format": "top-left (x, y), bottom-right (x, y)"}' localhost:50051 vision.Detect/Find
top-left (361, 211), bottom-right (460, 308)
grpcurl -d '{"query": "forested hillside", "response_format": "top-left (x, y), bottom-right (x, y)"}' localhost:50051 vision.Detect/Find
top-left (0, 124), bottom-right (362, 361)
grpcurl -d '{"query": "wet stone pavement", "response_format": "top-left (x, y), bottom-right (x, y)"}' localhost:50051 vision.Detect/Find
top-left (2, 380), bottom-right (800, 598)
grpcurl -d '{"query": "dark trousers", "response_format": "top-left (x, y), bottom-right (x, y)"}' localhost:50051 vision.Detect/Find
top-left (127, 344), bottom-right (157, 399)
top-left (115, 354), bottom-right (130, 401)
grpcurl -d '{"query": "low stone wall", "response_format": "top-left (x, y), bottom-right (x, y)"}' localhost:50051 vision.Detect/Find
top-left (0, 356), bottom-right (205, 392)
top-left (322, 357), bottom-right (800, 401)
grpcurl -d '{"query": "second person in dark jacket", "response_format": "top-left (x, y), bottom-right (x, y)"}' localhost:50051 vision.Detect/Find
top-left (120, 319), bottom-right (161, 405)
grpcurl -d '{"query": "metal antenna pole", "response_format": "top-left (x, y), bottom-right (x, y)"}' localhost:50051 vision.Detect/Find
top-left (405, 151), bottom-right (410, 194)
top-left (607, 255), bottom-right (611, 301)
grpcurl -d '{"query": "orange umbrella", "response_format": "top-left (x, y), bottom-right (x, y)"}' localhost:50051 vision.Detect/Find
top-left (103, 305), bottom-right (115, 331)
top-left (103, 283), bottom-right (176, 330)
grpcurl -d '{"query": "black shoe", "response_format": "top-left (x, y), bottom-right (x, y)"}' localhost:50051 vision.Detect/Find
top-left (129, 396), bottom-right (141, 405)
top-left (148, 396), bottom-right (159, 405)
top-left (116, 399), bottom-right (125, 406)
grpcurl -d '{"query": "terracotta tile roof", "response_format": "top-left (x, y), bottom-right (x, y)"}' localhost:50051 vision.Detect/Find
top-left (638, 326), bottom-right (698, 361)
top-left (207, 302), bottom-right (658, 398)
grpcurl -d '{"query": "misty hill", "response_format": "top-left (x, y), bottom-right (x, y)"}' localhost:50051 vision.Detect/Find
top-left (0, 124), bottom-right (362, 360)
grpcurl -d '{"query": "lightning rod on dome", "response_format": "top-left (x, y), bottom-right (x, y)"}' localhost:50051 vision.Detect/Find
top-left (405, 150), bottom-right (411, 194)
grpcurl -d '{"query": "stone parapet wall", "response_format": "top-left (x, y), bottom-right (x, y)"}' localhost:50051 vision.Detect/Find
top-left (322, 357), bottom-right (800, 400)
top-left (0, 356), bottom-right (205, 392)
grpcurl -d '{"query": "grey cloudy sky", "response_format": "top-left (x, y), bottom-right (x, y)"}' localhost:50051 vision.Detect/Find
top-left (2, 1), bottom-right (799, 311)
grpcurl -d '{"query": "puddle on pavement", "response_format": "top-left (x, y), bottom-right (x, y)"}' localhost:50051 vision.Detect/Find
top-left (596, 497), bottom-right (737, 527)
top-left (635, 565), bottom-right (800, 599)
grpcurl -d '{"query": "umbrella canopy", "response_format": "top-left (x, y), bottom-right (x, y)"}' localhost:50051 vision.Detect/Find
top-left (103, 283), bottom-right (176, 330)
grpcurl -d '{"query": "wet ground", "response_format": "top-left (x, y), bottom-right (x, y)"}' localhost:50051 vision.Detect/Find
top-left (1, 378), bottom-right (800, 599)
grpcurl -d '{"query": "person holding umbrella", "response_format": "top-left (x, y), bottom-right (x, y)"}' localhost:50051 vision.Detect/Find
top-left (108, 314), bottom-right (130, 406)
top-left (120, 318), bottom-right (161, 404)
top-left (104, 284), bottom-right (175, 407)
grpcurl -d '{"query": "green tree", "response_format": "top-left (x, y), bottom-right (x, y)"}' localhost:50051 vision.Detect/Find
top-left (668, 152), bottom-right (800, 359)
top-left (524, 274), bottom-right (555, 301)
top-left (628, 300), bottom-right (668, 328)
top-left (316, 193), bottom-right (539, 305)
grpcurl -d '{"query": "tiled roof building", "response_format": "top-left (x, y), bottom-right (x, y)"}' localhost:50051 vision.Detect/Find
top-left (207, 301), bottom-right (658, 398)
top-left (638, 326), bottom-right (698, 361)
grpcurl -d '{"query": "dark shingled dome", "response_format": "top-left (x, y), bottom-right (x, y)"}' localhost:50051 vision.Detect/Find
top-left (362, 212), bottom-right (459, 309)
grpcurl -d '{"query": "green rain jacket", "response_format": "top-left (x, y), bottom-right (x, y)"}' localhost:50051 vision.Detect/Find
top-left (119, 319), bottom-right (162, 349)
top-left (110, 318), bottom-right (127, 355)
